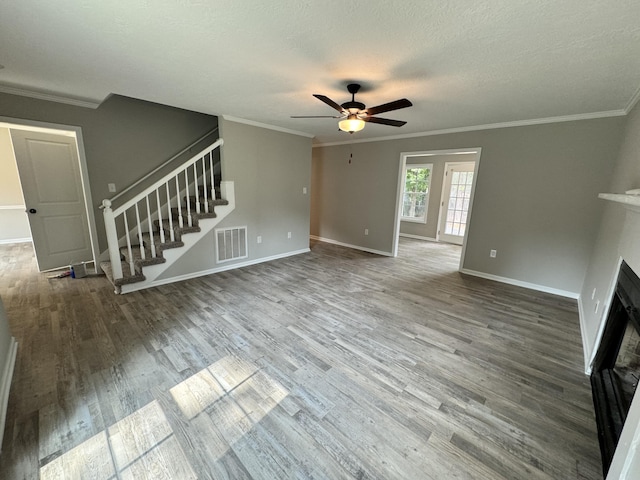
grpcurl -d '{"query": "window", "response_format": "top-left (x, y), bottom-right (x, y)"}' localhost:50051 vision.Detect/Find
top-left (401, 163), bottom-right (432, 223)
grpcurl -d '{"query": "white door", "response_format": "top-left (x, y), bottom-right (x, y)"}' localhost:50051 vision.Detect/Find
top-left (438, 162), bottom-right (475, 245)
top-left (10, 129), bottom-right (93, 271)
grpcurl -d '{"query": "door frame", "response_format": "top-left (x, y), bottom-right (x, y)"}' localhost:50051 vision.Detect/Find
top-left (393, 148), bottom-right (482, 271)
top-left (0, 116), bottom-right (99, 269)
top-left (435, 160), bottom-right (477, 246)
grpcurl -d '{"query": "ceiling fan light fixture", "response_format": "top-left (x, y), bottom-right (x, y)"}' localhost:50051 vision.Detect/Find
top-left (338, 115), bottom-right (365, 134)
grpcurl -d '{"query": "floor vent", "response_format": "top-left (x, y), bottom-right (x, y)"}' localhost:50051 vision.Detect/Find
top-left (216, 226), bottom-right (248, 263)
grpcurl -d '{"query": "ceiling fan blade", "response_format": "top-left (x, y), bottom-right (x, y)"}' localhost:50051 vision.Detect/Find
top-left (365, 98), bottom-right (413, 116)
top-left (313, 94), bottom-right (346, 113)
top-left (291, 115), bottom-right (342, 118)
top-left (364, 116), bottom-right (407, 127)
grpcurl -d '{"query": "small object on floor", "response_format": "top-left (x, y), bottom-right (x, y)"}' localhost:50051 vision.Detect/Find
top-left (70, 262), bottom-right (88, 278)
top-left (47, 270), bottom-right (72, 279)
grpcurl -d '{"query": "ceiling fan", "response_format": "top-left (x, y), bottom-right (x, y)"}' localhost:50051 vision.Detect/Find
top-left (292, 83), bottom-right (413, 133)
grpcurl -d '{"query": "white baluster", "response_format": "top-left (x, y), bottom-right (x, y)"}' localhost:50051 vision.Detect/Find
top-left (145, 195), bottom-right (156, 257)
top-left (123, 212), bottom-right (135, 276)
top-left (165, 182), bottom-right (174, 242)
top-left (193, 163), bottom-right (201, 214)
top-left (185, 168), bottom-right (192, 227)
top-left (102, 199), bottom-right (123, 281)
top-left (156, 188), bottom-right (165, 244)
top-left (175, 176), bottom-right (184, 228)
top-left (202, 154), bottom-right (209, 213)
top-left (135, 203), bottom-right (145, 260)
top-left (210, 152), bottom-right (216, 200)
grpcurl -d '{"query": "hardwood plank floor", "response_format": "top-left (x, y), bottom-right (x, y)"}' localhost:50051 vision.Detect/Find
top-left (0, 238), bottom-right (601, 479)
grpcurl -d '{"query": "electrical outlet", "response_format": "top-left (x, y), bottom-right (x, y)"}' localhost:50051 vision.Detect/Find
top-left (287, 232), bottom-right (291, 239)
top-left (591, 288), bottom-right (597, 300)
top-left (364, 228), bottom-right (369, 236)
top-left (108, 183), bottom-right (116, 193)
top-left (490, 249), bottom-right (497, 258)
top-left (302, 187), bottom-right (307, 195)
top-left (257, 235), bottom-right (262, 244)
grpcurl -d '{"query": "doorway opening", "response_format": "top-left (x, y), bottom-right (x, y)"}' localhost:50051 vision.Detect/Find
top-left (0, 118), bottom-right (98, 271)
top-left (392, 148), bottom-right (481, 271)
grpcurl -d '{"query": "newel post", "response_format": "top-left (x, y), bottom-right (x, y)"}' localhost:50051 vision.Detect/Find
top-left (102, 199), bottom-right (123, 280)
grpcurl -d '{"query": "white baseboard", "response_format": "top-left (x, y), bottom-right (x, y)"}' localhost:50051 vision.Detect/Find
top-left (310, 235), bottom-right (393, 257)
top-left (398, 233), bottom-right (439, 242)
top-left (577, 296), bottom-right (592, 375)
top-left (0, 238), bottom-right (31, 245)
top-left (0, 337), bottom-right (17, 453)
top-left (459, 268), bottom-right (580, 300)
top-left (122, 248), bottom-right (311, 293)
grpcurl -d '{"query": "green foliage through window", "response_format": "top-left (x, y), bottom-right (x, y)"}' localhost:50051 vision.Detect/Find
top-left (402, 165), bottom-right (432, 222)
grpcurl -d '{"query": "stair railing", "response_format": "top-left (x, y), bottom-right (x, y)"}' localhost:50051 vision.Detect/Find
top-left (102, 138), bottom-right (223, 281)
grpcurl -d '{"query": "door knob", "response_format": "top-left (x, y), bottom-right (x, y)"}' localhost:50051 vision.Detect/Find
top-left (28, 208), bottom-right (37, 214)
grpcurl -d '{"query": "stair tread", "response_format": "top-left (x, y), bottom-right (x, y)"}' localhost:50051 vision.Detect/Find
top-left (100, 261), bottom-right (146, 287)
top-left (119, 245), bottom-right (166, 267)
top-left (138, 232), bottom-right (185, 250)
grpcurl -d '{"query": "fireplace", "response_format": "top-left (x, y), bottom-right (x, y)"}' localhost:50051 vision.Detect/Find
top-left (590, 260), bottom-right (640, 476)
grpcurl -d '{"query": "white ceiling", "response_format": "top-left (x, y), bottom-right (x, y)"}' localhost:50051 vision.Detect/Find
top-left (1, 1), bottom-right (640, 144)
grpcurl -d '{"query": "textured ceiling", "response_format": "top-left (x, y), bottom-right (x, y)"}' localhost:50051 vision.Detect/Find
top-left (1, 1), bottom-right (640, 144)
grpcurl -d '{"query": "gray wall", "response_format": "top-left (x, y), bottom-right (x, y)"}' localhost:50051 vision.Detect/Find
top-left (399, 153), bottom-right (476, 239)
top-left (157, 119), bottom-right (312, 279)
top-left (312, 117), bottom-right (625, 294)
top-left (578, 101), bottom-right (640, 480)
top-left (0, 128), bottom-right (30, 242)
top-left (579, 103), bottom-right (640, 359)
top-left (0, 93), bottom-right (218, 250)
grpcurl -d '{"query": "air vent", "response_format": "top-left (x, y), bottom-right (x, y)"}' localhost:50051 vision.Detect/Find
top-left (216, 226), bottom-right (248, 263)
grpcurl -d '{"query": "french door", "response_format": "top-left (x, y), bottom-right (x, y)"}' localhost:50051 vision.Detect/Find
top-left (438, 162), bottom-right (475, 245)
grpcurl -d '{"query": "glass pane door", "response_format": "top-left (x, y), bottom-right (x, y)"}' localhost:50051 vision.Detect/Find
top-left (439, 162), bottom-right (475, 245)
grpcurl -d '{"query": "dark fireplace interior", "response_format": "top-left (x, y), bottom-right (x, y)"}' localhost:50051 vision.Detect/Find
top-left (590, 260), bottom-right (640, 476)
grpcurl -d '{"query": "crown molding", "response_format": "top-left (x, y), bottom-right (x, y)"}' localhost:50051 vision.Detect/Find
top-left (625, 84), bottom-right (640, 114)
top-left (312, 109), bottom-right (627, 147)
top-left (0, 84), bottom-right (102, 109)
top-left (222, 115), bottom-right (315, 138)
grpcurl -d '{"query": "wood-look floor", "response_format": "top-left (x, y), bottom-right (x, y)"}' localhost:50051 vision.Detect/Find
top-left (0, 238), bottom-right (601, 479)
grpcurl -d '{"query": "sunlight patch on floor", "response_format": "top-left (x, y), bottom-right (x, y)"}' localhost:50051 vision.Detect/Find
top-left (40, 401), bottom-right (196, 480)
top-left (40, 431), bottom-right (115, 480)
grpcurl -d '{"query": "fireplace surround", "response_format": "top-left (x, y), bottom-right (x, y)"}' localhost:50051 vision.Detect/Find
top-left (590, 260), bottom-right (640, 476)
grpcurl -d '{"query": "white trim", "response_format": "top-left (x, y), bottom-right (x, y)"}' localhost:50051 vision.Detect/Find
top-left (0, 205), bottom-right (25, 210)
top-left (312, 110), bottom-right (627, 147)
top-left (121, 248), bottom-right (311, 293)
top-left (460, 268), bottom-right (580, 299)
top-left (599, 192), bottom-right (640, 213)
top-left (0, 84), bottom-right (101, 109)
top-left (0, 237), bottom-right (31, 245)
top-left (222, 115), bottom-right (315, 138)
top-left (577, 296), bottom-right (592, 375)
top-left (0, 116), bottom-right (99, 269)
top-left (400, 217), bottom-right (428, 224)
top-left (0, 337), bottom-right (18, 453)
top-left (310, 235), bottom-right (393, 257)
top-left (393, 148), bottom-right (481, 265)
top-left (398, 233), bottom-right (439, 242)
top-left (625, 83), bottom-right (640, 114)
top-left (586, 256), bottom-right (625, 375)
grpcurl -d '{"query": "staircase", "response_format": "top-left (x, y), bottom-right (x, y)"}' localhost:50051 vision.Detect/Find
top-left (100, 138), bottom-right (235, 294)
